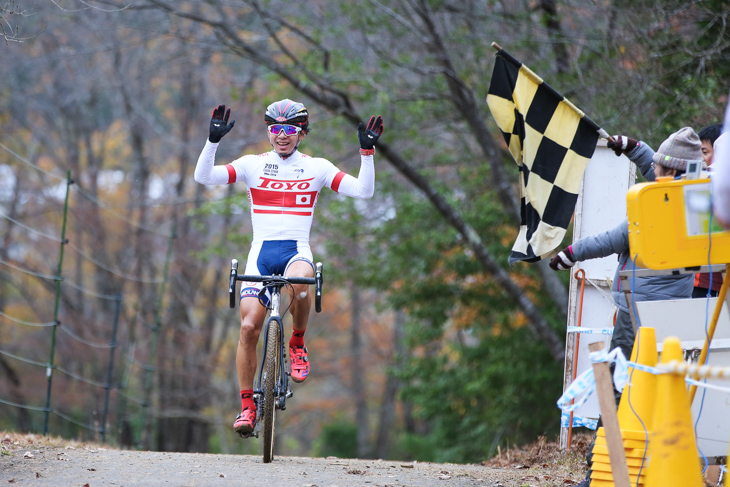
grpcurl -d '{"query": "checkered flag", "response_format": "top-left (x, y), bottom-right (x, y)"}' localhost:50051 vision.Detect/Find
top-left (486, 48), bottom-right (601, 265)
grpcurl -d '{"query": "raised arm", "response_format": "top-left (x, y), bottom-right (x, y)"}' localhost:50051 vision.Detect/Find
top-left (194, 104), bottom-right (236, 185)
top-left (607, 135), bottom-right (656, 181)
top-left (330, 115), bottom-right (383, 199)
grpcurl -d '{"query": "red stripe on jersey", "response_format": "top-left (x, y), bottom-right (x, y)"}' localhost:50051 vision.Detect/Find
top-left (331, 171), bottom-right (346, 193)
top-left (250, 188), bottom-right (318, 208)
top-left (254, 209), bottom-right (313, 216)
top-left (225, 164), bottom-right (236, 184)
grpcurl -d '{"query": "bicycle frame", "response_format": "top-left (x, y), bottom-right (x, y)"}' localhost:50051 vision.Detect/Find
top-left (228, 259), bottom-right (322, 461)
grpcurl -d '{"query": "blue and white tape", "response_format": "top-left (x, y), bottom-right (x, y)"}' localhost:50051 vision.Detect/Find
top-left (560, 411), bottom-right (598, 430)
top-left (685, 377), bottom-right (730, 394)
top-left (557, 348), bottom-right (628, 412)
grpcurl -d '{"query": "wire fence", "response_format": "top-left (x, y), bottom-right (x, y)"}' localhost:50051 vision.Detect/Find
top-left (0, 140), bottom-right (177, 446)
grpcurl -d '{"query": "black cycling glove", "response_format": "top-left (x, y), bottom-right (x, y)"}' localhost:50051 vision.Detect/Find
top-left (209, 104), bottom-right (235, 143)
top-left (357, 115), bottom-right (384, 150)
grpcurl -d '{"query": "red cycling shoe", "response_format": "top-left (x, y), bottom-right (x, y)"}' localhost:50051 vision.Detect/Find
top-left (233, 407), bottom-right (256, 436)
top-left (289, 345), bottom-right (310, 383)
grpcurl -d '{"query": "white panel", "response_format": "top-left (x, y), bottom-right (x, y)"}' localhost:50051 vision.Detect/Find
top-left (573, 141), bottom-right (636, 280)
top-left (562, 142), bottom-right (635, 438)
top-left (563, 287), bottom-right (614, 424)
top-left (635, 298), bottom-right (730, 458)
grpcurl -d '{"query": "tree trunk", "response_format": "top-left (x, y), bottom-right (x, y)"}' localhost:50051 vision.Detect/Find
top-left (350, 279), bottom-right (369, 459)
top-left (0, 356), bottom-right (33, 432)
top-left (540, 0), bottom-right (570, 75)
top-left (374, 309), bottom-right (406, 459)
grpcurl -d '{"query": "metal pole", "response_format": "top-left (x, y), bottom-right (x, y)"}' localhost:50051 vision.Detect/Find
top-left (43, 171), bottom-right (73, 435)
top-left (688, 263), bottom-right (730, 403)
top-left (141, 221), bottom-right (176, 450)
top-left (100, 294), bottom-right (122, 443)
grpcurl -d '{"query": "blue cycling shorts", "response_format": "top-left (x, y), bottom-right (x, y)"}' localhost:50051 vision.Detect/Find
top-left (240, 240), bottom-right (314, 306)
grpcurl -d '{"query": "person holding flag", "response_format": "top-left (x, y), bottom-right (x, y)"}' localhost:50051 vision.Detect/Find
top-left (549, 128), bottom-right (699, 487)
top-left (550, 127), bottom-right (698, 372)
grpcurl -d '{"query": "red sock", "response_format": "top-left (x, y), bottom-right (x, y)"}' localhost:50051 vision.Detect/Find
top-left (290, 328), bottom-right (306, 348)
top-left (240, 389), bottom-right (254, 411)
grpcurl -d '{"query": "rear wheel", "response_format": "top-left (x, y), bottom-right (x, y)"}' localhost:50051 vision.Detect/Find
top-left (262, 318), bottom-right (279, 463)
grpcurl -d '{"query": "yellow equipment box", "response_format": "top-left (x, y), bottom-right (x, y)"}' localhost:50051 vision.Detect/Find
top-left (626, 177), bottom-right (730, 270)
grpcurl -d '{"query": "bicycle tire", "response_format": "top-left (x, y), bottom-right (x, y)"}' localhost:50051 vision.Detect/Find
top-left (262, 317), bottom-right (279, 463)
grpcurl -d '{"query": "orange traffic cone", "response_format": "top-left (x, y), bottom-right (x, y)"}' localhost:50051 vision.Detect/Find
top-left (644, 337), bottom-right (704, 487)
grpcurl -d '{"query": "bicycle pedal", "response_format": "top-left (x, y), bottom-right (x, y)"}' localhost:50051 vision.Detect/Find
top-left (238, 428), bottom-right (259, 439)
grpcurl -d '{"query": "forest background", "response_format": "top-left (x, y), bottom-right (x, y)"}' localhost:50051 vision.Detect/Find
top-left (1, 0), bottom-right (728, 464)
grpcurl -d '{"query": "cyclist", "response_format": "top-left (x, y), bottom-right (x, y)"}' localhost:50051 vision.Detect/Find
top-left (194, 99), bottom-right (383, 436)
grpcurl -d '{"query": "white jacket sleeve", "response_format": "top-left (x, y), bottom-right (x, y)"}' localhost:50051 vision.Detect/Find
top-left (712, 92), bottom-right (730, 228)
top-left (713, 131), bottom-right (730, 227)
top-left (332, 154), bottom-right (375, 199)
top-left (194, 140), bottom-right (233, 185)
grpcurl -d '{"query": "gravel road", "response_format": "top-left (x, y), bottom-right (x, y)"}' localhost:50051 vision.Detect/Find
top-left (1, 444), bottom-right (540, 487)
top-left (2, 431), bottom-right (590, 487)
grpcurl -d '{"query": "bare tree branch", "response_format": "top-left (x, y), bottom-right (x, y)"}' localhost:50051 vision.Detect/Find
top-left (139, 0), bottom-right (566, 362)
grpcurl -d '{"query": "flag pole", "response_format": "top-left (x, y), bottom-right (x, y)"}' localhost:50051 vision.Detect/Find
top-left (491, 42), bottom-right (614, 143)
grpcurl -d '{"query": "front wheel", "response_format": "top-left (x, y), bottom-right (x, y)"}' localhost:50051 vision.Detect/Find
top-left (262, 317), bottom-right (280, 463)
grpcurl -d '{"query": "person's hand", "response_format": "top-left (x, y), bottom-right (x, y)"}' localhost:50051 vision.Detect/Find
top-left (209, 104), bottom-right (235, 143)
top-left (358, 115), bottom-right (384, 150)
top-left (549, 247), bottom-right (576, 271)
top-left (606, 135), bottom-right (638, 156)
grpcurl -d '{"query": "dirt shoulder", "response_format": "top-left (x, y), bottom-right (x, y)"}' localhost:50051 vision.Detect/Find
top-left (1, 432), bottom-right (590, 487)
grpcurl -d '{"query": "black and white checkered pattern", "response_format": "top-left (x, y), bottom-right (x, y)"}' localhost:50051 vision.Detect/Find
top-left (486, 50), bottom-right (600, 265)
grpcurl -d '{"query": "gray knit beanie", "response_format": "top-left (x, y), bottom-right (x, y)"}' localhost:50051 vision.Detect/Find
top-left (652, 127), bottom-right (705, 171)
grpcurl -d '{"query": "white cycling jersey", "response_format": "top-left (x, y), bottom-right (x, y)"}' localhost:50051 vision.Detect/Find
top-left (194, 140), bottom-right (375, 243)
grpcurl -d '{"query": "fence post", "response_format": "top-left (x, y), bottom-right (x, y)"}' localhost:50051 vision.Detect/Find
top-left (43, 171), bottom-right (72, 435)
top-left (100, 294), bottom-right (122, 443)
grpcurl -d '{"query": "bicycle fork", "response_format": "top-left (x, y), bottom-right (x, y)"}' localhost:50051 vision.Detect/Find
top-left (254, 287), bottom-right (292, 428)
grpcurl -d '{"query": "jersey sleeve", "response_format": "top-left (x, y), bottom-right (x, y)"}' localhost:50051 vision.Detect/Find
top-left (322, 153), bottom-right (375, 199)
top-left (194, 140), bottom-right (234, 185)
top-left (194, 140), bottom-right (249, 185)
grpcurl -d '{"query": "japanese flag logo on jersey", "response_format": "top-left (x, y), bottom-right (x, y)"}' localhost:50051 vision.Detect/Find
top-left (296, 194), bottom-right (312, 205)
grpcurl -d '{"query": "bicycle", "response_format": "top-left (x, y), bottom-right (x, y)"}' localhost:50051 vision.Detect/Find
top-left (228, 258), bottom-right (323, 463)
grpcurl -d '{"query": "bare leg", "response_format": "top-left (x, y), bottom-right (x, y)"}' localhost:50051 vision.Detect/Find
top-left (236, 297), bottom-right (268, 391)
top-left (285, 260), bottom-right (314, 331)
